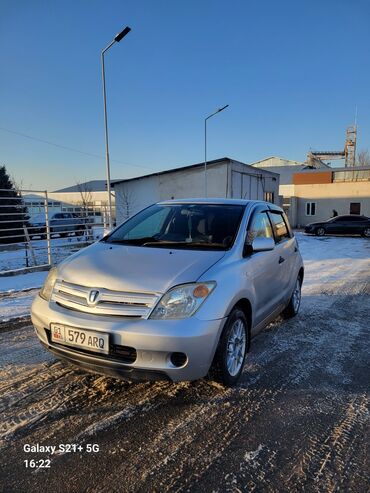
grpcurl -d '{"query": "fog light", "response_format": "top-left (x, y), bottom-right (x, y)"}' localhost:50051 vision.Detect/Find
top-left (170, 352), bottom-right (187, 368)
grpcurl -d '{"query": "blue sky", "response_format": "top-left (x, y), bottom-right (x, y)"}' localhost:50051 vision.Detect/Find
top-left (1, 0), bottom-right (369, 190)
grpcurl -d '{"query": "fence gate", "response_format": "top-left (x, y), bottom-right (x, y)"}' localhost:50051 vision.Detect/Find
top-left (0, 188), bottom-right (112, 275)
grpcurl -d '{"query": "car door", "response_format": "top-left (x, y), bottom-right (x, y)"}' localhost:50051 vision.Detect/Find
top-left (344, 216), bottom-right (366, 234)
top-left (332, 216), bottom-right (360, 235)
top-left (267, 210), bottom-right (297, 303)
top-left (243, 207), bottom-right (283, 326)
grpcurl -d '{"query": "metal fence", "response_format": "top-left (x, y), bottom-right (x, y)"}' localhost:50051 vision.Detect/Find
top-left (0, 189), bottom-right (114, 275)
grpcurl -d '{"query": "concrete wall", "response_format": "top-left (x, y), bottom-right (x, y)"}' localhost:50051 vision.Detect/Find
top-left (291, 182), bottom-right (370, 227)
top-left (158, 163), bottom-right (229, 201)
top-left (252, 165), bottom-right (306, 185)
top-left (114, 162), bottom-right (230, 224)
top-left (114, 160), bottom-right (280, 224)
top-left (230, 161), bottom-right (279, 202)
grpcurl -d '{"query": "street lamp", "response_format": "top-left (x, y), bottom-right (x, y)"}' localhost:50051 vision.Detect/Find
top-left (204, 104), bottom-right (229, 197)
top-left (101, 26), bottom-right (131, 229)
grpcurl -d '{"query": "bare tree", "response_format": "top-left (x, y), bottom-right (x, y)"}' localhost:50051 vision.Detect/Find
top-left (76, 182), bottom-right (93, 211)
top-left (357, 149), bottom-right (370, 166)
top-left (116, 186), bottom-right (136, 222)
top-left (76, 182), bottom-right (94, 240)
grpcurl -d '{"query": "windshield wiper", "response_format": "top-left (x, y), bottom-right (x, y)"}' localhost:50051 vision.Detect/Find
top-left (106, 236), bottom-right (160, 246)
top-left (142, 241), bottom-right (226, 250)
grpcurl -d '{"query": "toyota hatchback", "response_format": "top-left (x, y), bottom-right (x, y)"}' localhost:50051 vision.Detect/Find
top-left (31, 199), bottom-right (304, 386)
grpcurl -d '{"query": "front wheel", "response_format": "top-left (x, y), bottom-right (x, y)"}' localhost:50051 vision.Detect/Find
top-left (282, 276), bottom-right (302, 319)
top-left (362, 227), bottom-right (370, 238)
top-left (209, 308), bottom-right (249, 387)
top-left (315, 227), bottom-right (326, 236)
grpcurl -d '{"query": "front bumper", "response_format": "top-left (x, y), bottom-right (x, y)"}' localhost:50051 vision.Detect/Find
top-left (31, 295), bottom-right (226, 382)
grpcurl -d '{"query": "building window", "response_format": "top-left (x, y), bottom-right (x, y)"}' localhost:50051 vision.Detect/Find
top-left (333, 170), bottom-right (370, 182)
top-left (305, 202), bottom-right (316, 216)
top-left (350, 202), bottom-right (361, 215)
top-left (264, 191), bottom-right (274, 203)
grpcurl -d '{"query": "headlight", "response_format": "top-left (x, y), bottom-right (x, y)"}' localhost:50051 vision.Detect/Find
top-left (150, 282), bottom-right (216, 320)
top-left (39, 267), bottom-right (58, 301)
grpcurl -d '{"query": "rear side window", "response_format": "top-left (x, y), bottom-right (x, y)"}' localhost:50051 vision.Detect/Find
top-left (269, 212), bottom-right (291, 243)
top-left (342, 216), bottom-right (363, 222)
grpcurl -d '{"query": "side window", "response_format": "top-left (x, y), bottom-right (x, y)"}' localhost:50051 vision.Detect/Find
top-left (347, 216), bottom-right (362, 222)
top-left (246, 212), bottom-right (273, 245)
top-left (53, 213), bottom-right (62, 219)
top-left (269, 212), bottom-right (290, 243)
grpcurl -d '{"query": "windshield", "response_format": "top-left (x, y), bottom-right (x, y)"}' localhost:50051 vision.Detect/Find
top-left (105, 203), bottom-right (245, 250)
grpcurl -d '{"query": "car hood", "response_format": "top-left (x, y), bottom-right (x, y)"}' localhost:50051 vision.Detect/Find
top-left (57, 242), bottom-right (226, 294)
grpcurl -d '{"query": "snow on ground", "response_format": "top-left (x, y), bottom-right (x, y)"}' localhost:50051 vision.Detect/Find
top-left (0, 233), bottom-right (369, 492)
top-left (0, 271), bottom-right (48, 294)
top-left (0, 226), bottom-right (104, 273)
top-left (296, 232), bottom-right (370, 295)
top-left (0, 271), bottom-right (48, 322)
top-left (0, 232), bottom-right (369, 322)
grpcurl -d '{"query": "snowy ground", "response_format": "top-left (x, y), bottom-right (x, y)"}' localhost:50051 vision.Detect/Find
top-left (0, 226), bottom-right (104, 274)
top-left (0, 233), bottom-right (369, 492)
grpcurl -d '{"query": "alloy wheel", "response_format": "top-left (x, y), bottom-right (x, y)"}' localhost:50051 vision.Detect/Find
top-left (226, 319), bottom-right (246, 376)
top-left (292, 278), bottom-right (301, 313)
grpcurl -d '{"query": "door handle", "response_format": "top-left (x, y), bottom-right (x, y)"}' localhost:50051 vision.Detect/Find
top-left (279, 256), bottom-right (285, 264)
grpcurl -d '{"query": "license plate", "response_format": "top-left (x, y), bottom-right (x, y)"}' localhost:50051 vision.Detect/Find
top-left (50, 324), bottom-right (109, 354)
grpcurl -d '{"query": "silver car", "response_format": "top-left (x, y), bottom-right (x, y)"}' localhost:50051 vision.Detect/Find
top-left (31, 199), bottom-right (304, 386)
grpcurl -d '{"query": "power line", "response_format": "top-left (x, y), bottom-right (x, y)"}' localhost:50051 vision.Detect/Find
top-left (0, 126), bottom-right (153, 171)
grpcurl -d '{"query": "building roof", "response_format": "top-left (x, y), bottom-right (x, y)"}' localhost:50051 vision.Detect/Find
top-left (297, 165), bottom-right (370, 173)
top-left (250, 156), bottom-right (304, 167)
top-left (54, 179), bottom-right (123, 193)
top-left (112, 157), bottom-right (278, 187)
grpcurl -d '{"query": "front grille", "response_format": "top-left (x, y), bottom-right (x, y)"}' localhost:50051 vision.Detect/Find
top-left (51, 280), bottom-right (160, 318)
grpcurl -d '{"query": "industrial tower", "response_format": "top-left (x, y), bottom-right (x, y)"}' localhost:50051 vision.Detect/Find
top-left (307, 126), bottom-right (357, 168)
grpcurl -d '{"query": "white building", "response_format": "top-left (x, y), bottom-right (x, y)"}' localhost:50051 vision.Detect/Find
top-left (113, 158), bottom-right (280, 224)
top-left (251, 156), bottom-right (331, 224)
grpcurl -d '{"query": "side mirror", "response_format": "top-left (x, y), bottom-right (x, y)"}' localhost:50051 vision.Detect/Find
top-left (251, 237), bottom-right (275, 252)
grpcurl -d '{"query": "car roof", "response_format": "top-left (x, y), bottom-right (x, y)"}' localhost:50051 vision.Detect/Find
top-left (158, 198), bottom-right (282, 211)
top-left (335, 214), bottom-right (368, 219)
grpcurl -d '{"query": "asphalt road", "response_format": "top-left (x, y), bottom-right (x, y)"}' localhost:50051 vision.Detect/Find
top-left (1, 239), bottom-right (369, 492)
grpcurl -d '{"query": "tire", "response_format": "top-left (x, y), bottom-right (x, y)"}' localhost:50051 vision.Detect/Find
top-left (209, 308), bottom-right (249, 387)
top-left (315, 227), bottom-right (326, 236)
top-left (282, 276), bottom-right (302, 319)
top-left (362, 227), bottom-right (370, 238)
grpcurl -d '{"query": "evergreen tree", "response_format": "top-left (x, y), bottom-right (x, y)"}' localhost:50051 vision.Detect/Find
top-left (0, 165), bottom-right (28, 244)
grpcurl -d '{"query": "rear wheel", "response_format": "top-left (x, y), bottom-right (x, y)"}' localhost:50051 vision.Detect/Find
top-left (362, 227), bottom-right (370, 238)
top-left (209, 308), bottom-right (249, 386)
top-left (282, 276), bottom-right (302, 319)
top-left (316, 227), bottom-right (325, 236)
